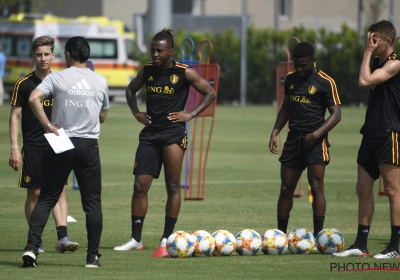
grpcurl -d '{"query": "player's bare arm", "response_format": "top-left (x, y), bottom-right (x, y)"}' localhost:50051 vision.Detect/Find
top-left (29, 88), bottom-right (60, 135)
top-left (303, 105), bottom-right (341, 148)
top-left (99, 109), bottom-right (108, 123)
top-left (269, 95), bottom-right (289, 154)
top-left (168, 67), bottom-right (216, 123)
top-left (359, 31), bottom-right (400, 88)
top-left (126, 67), bottom-right (151, 126)
top-left (9, 106), bottom-right (22, 171)
top-left (359, 59), bottom-right (400, 88)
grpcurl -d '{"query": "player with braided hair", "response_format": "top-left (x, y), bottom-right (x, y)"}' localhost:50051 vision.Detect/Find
top-left (269, 42), bottom-right (341, 240)
top-left (113, 28), bottom-right (216, 257)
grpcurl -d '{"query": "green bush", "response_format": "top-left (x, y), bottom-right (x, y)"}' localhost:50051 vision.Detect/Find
top-left (137, 25), bottom-right (400, 105)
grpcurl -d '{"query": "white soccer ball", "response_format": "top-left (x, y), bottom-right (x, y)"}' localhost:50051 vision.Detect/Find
top-left (287, 228), bottom-right (315, 255)
top-left (316, 228), bottom-right (345, 254)
top-left (166, 231), bottom-right (195, 258)
top-left (211, 230), bottom-right (236, 256)
top-left (235, 229), bottom-right (262, 256)
top-left (191, 230), bottom-right (215, 257)
top-left (261, 229), bottom-right (288, 255)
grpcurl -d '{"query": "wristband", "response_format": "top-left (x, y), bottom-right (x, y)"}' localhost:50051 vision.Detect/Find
top-left (47, 123), bottom-right (52, 127)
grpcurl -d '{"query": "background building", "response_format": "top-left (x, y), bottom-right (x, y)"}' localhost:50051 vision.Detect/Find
top-left (5, 0), bottom-right (397, 36)
top-left (1, 0), bottom-right (398, 105)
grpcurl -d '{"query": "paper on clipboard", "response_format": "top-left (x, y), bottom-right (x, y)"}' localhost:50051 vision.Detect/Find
top-left (44, 127), bottom-right (75, 154)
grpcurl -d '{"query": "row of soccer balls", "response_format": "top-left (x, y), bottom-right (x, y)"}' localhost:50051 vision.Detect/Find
top-left (166, 228), bottom-right (345, 258)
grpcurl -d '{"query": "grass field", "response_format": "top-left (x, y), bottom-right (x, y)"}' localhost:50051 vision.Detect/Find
top-left (0, 103), bottom-right (399, 279)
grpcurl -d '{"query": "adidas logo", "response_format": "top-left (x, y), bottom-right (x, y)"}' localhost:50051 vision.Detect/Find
top-left (289, 84), bottom-right (294, 89)
top-left (148, 76), bottom-right (154, 81)
top-left (68, 79), bottom-right (95, 96)
top-left (362, 229), bottom-right (369, 233)
top-left (386, 252), bottom-right (399, 258)
top-left (134, 219), bottom-right (142, 224)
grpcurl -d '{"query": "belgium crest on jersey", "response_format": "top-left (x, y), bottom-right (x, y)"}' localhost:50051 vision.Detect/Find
top-left (308, 85), bottom-right (317, 95)
top-left (170, 74), bottom-right (179, 84)
top-left (24, 176), bottom-right (31, 183)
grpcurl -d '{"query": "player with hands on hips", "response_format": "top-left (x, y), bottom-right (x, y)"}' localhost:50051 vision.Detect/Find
top-left (114, 28), bottom-right (216, 257)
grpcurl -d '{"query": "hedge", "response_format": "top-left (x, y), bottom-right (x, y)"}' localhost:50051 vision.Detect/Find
top-left (138, 24), bottom-right (400, 105)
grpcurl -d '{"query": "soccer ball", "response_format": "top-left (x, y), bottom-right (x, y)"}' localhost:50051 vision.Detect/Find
top-left (192, 230), bottom-right (215, 257)
top-left (212, 230), bottom-right (236, 256)
top-left (287, 228), bottom-right (315, 254)
top-left (166, 231), bottom-right (195, 258)
top-left (261, 229), bottom-right (288, 255)
top-left (316, 228), bottom-right (345, 254)
top-left (235, 229), bottom-right (262, 256)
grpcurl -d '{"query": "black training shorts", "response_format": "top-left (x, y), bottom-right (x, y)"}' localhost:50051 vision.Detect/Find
top-left (357, 131), bottom-right (400, 180)
top-left (18, 149), bottom-right (48, 189)
top-left (279, 131), bottom-right (330, 170)
top-left (133, 129), bottom-right (187, 178)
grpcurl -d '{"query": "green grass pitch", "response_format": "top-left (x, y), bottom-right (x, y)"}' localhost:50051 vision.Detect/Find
top-left (0, 103), bottom-right (399, 279)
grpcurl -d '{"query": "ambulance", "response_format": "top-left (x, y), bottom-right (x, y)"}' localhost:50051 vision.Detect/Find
top-left (0, 13), bottom-right (141, 100)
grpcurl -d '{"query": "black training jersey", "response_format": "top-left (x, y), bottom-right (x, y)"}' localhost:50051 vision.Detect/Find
top-left (360, 53), bottom-right (400, 137)
top-left (284, 69), bottom-right (341, 133)
top-left (142, 60), bottom-right (191, 132)
top-left (10, 72), bottom-right (53, 150)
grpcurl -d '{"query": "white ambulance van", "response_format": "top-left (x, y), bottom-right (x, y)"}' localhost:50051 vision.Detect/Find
top-left (0, 13), bottom-right (141, 100)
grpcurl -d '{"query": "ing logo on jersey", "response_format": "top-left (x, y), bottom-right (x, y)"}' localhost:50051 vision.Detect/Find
top-left (163, 86), bottom-right (174, 94)
top-left (290, 95), bottom-right (311, 104)
top-left (41, 98), bottom-right (54, 107)
top-left (147, 86), bottom-right (175, 94)
top-left (308, 85), bottom-right (317, 95)
top-left (170, 74), bottom-right (179, 84)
